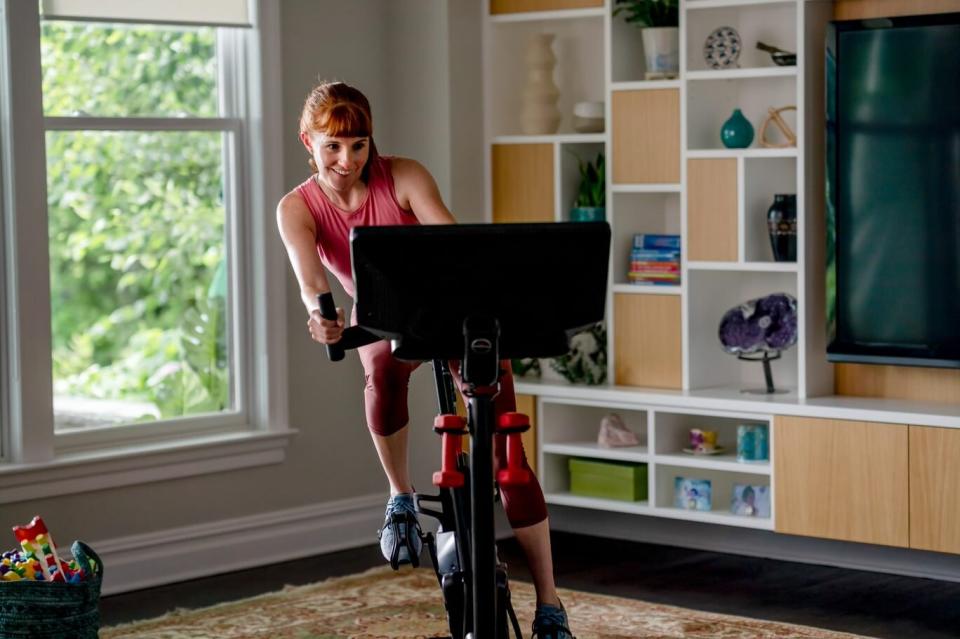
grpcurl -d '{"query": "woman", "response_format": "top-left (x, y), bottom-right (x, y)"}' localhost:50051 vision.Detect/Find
top-left (276, 81), bottom-right (571, 637)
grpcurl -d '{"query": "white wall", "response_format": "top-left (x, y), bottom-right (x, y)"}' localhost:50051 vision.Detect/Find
top-left (0, 0), bottom-right (484, 591)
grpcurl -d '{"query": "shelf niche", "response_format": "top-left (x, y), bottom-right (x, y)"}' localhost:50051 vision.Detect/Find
top-left (560, 141), bottom-right (605, 221)
top-left (686, 2), bottom-right (798, 73)
top-left (655, 463), bottom-right (771, 516)
top-left (744, 156), bottom-right (798, 263)
top-left (687, 270), bottom-right (799, 393)
top-left (611, 191), bottom-right (680, 288)
top-left (487, 17), bottom-right (604, 137)
top-left (686, 76), bottom-right (797, 150)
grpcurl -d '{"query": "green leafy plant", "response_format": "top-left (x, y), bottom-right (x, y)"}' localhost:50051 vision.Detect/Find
top-left (612, 0), bottom-right (679, 28)
top-left (573, 152), bottom-right (605, 208)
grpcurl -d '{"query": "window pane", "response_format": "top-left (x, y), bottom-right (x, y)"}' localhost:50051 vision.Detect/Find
top-left (46, 130), bottom-right (232, 430)
top-left (41, 21), bottom-right (218, 118)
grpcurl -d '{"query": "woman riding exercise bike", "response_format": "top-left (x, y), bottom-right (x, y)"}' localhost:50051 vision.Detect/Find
top-left (276, 81), bottom-right (574, 637)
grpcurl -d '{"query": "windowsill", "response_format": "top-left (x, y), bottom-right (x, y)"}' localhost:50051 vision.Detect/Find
top-left (0, 428), bottom-right (298, 504)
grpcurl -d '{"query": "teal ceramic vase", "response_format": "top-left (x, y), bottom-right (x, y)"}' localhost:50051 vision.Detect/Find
top-left (720, 108), bottom-right (754, 148)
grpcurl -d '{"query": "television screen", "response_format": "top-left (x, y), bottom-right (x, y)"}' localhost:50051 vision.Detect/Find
top-left (826, 12), bottom-right (960, 368)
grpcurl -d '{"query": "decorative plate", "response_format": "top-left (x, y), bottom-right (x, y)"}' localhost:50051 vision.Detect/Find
top-left (703, 26), bottom-right (742, 69)
top-left (681, 446), bottom-right (727, 456)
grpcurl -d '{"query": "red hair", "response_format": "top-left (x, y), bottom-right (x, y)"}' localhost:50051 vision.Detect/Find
top-left (300, 81), bottom-right (379, 182)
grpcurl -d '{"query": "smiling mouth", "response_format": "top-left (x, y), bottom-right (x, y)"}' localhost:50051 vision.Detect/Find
top-left (331, 168), bottom-right (351, 176)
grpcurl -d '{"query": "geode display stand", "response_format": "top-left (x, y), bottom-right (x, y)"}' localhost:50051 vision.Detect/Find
top-left (736, 350), bottom-right (783, 394)
top-left (718, 293), bottom-right (797, 395)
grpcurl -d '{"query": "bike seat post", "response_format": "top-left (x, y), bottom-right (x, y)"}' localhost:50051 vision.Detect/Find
top-left (461, 316), bottom-right (500, 639)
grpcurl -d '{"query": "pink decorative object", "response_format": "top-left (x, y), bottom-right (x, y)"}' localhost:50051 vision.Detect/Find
top-left (598, 413), bottom-right (640, 448)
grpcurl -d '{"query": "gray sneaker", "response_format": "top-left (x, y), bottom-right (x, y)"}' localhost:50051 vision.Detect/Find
top-left (377, 493), bottom-right (422, 569)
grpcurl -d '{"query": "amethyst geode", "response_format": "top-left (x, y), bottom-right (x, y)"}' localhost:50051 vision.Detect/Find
top-left (718, 292), bottom-right (798, 355)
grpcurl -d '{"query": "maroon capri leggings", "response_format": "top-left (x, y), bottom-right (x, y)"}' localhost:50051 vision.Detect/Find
top-left (357, 338), bottom-right (548, 529)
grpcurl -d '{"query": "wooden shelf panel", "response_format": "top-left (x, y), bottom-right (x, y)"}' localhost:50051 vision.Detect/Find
top-left (614, 293), bottom-right (682, 389)
top-left (611, 89), bottom-right (680, 184)
top-left (910, 426), bottom-right (960, 554)
top-left (687, 158), bottom-right (738, 262)
top-left (491, 143), bottom-right (554, 223)
top-left (774, 416), bottom-right (909, 547)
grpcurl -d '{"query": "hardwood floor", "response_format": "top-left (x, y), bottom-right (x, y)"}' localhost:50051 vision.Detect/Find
top-left (101, 531), bottom-right (960, 638)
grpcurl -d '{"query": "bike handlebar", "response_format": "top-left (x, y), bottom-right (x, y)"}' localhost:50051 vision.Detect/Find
top-left (316, 292), bottom-right (382, 361)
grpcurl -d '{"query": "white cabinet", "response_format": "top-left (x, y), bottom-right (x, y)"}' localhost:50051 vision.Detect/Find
top-left (537, 398), bottom-right (774, 530)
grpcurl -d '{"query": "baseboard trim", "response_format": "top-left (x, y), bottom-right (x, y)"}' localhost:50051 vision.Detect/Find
top-left (93, 494), bottom-right (386, 596)
top-left (548, 505), bottom-right (960, 583)
top-left (92, 496), bottom-right (960, 597)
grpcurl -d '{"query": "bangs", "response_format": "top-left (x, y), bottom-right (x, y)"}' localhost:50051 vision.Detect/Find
top-left (318, 102), bottom-right (372, 138)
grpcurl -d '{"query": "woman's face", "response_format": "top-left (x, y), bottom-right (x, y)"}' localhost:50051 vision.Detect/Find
top-left (307, 133), bottom-right (370, 192)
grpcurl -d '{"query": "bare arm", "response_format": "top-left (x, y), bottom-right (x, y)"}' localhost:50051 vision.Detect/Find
top-left (275, 191), bottom-right (344, 343)
top-left (391, 157), bottom-right (457, 224)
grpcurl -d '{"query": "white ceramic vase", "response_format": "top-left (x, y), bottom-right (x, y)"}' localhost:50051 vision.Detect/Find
top-left (641, 27), bottom-right (680, 76)
top-left (520, 32), bottom-right (561, 135)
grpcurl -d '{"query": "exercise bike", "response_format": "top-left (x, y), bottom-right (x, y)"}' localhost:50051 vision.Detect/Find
top-left (317, 222), bottom-right (609, 639)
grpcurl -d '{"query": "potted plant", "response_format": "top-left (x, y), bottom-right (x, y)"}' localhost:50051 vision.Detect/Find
top-left (613, 0), bottom-right (680, 78)
top-left (570, 151), bottom-right (605, 222)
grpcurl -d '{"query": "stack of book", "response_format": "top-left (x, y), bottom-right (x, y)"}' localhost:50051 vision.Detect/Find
top-left (629, 234), bottom-right (680, 286)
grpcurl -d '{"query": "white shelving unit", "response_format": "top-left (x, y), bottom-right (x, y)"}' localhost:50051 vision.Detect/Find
top-left (482, 0), bottom-right (959, 537)
top-left (537, 398), bottom-right (774, 529)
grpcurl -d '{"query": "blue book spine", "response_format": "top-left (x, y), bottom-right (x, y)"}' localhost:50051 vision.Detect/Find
top-left (633, 234), bottom-right (681, 250)
top-left (631, 248), bottom-right (680, 261)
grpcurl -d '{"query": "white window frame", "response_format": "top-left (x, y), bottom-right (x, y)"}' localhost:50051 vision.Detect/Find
top-left (0, 0), bottom-right (292, 504)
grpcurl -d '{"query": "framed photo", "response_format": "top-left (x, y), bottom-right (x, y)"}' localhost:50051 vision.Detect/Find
top-left (674, 477), bottom-right (712, 511)
top-left (731, 484), bottom-right (771, 518)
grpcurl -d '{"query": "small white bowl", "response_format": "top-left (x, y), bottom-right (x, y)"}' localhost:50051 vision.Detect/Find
top-left (573, 101), bottom-right (604, 133)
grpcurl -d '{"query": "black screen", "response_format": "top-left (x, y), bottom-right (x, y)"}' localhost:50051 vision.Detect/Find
top-left (827, 13), bottom-right (960, 368)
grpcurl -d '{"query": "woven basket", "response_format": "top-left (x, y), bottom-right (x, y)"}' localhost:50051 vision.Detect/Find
top-left (0, 541), bottom-right (103, 638)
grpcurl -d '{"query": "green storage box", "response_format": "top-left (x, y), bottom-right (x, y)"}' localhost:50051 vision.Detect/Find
top-left (568, 457), bottom-right (648, 501)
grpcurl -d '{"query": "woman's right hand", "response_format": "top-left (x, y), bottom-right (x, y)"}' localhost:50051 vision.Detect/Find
top-left (308, 307), bottom-right (345, 344)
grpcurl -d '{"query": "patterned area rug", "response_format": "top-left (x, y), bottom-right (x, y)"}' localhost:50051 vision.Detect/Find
top-left (101, 565), bottom-right (873, 639)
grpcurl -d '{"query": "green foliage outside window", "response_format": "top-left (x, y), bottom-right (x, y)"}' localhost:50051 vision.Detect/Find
top-left (43, 22), bottom-right (229, 424)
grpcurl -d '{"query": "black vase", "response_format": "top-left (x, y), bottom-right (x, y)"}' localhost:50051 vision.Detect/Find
top-left (767, 194), bottom-right (797, 262)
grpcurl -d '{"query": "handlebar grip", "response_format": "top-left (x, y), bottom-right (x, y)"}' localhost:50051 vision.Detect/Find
top-left (317, 292), bottom-right (345, 362)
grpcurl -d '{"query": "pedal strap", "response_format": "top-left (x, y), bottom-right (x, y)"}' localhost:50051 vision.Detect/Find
top-left (384, 511), bottom-right (421, 570)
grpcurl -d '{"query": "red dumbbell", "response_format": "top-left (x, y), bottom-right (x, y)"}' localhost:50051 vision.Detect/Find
top-left (433, 414), bottom-right (467, 488)
top-left (497, 412), bottom-right (531, 486)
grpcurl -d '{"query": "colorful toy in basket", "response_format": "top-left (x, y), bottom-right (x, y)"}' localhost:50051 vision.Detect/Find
top-left (13, 516), bottom-right (66, 582)
top-left (0, 521), bottom-right (103, 639)
top-left (1, 516), bottom-right (89, 583)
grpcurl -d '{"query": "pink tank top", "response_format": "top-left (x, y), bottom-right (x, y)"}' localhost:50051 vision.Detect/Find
top-left (296, 155), bottom-right (418, 298)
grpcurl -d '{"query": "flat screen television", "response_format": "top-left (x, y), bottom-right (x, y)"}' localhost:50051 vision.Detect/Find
top-left (826, 12), bottom-right (960, 369)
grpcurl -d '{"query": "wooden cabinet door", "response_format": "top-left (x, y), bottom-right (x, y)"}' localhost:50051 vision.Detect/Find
top-left (910, 426), bottom-right (960, 554)
top-left (774, 416), bottom-right (909, 547)
top-left (614, 293), bottom-right (682, 389)
top-left (687, 158), bottom-right (738, 261)
top-left (490, 0), bottom-right (603, 14)
top-left (491, 144), bottom-right (554, 223)
top-left (611, 90), bottom-right (680, 184)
